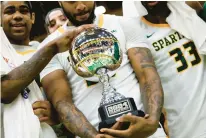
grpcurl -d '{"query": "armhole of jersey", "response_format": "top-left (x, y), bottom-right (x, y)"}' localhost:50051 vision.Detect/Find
top-left (98, 14), bottom-right (104, 27)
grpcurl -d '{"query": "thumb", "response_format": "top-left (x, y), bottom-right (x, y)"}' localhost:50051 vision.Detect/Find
top-left (110, 121), bottom-right (123, 130)
top-left (116, 114), bottom-right (140, 124)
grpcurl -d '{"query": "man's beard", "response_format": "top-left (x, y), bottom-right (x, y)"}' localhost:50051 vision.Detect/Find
top-left (141, 1), bottom-right (168, 16)
top-left (62, 5), bottom-right (96, 27)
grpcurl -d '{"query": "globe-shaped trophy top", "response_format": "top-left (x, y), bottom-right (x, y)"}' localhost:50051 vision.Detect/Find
top-left (68, 27), bottom-right (122, 78)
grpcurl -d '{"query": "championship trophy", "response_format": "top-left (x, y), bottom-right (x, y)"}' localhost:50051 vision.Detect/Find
top-left (68, 27), bottom-right (144, 131)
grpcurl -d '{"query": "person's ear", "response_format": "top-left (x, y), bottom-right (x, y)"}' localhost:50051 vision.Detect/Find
top-left (31, 12), bottom-right (35, 24)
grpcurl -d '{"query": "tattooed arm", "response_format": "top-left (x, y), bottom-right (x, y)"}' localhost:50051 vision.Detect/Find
top-left (1, 40), bottom-right (57, 104)
top-left (99, 47), bottom-right (164, 138)
top-left (42, 70), bottom-right (98, 138)
top-left (1, 25), bottom-right (93, 104)
top-left (128, 47), bottom-right (163, 123)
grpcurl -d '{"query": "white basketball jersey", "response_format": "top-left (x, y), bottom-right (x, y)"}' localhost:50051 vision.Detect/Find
top-left (40, 14), bottom-right (144, 129)
top-left (40, 14), bottom-right (167, 137)
top-left (70, 15), bottom-right (144, 128)
top-left (138, 17), bottom-right (206, 138)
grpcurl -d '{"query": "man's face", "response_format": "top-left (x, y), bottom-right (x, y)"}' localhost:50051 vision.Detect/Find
top-left (47, 9), bottom-right (68, 33)
top-left (60, 1), bottom-right (95, 26)
top-left (141, 1), bottom-right (168, 16)
top-left (1, 1), bottom-right (34, 41)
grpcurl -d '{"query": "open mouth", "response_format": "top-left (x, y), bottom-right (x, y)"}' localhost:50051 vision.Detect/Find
top-left (147, 1), bottom-right (159, 6)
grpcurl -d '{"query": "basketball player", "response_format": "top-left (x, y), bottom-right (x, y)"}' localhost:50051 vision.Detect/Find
top-left (40, 1), bottom-right (166, 138)
top-left (117, 1), bottom-right (206, 138)
top-left (1, 1), bottom-right (93, 137)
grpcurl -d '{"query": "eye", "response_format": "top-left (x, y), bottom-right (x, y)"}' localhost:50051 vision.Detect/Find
top-left (20, 8), bottom-right (29, 14)
top-left (60, 16), bottom-right (67, 21)
top-left (49, 20), bottom-right (56, 27)
top-left (4, 8), bottom-right (15, 15)
top-left (66, 1), bottom-right (76, 4)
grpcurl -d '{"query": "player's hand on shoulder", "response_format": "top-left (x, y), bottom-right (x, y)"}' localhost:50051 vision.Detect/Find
top-left (99, 113), bottom-right (158, 138)
top-left (54, 24), bottom-right (95, 53)
top-left (32, 100), bottom-right (59, 126)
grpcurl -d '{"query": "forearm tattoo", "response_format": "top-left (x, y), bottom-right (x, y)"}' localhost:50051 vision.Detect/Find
top-left (1, 43), bottom-right (57, 103)
top-left (142, 78), bottom-right (163, 120)
top-left (5, 46), bottom-right (56, 81)
top-left (55, 97), bottom-right (98, 138)
top-left (133, 48), bottom-right (163, 120)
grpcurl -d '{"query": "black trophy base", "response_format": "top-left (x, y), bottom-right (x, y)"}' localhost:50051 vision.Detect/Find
top-left (98, 98), bottom-right (145, 131)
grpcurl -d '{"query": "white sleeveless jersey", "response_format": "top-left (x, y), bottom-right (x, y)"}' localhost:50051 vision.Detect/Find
top-left (127, 18), bottom-right (206, 138)
top-left (40, 14), bottom-right (145, 129)
top-left (40, 14), bottom-right (166, 137)
top-left (0, 39), bottom-right (56, 138)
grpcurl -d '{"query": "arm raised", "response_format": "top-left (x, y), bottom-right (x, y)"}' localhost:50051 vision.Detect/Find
top-left (1, 24), bottom-right (94, 104)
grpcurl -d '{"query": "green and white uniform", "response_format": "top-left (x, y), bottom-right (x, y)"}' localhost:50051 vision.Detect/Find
top-left (40, 14), bottom-right (166, 138)
top-left (127, 18), bottom-right (206, 138)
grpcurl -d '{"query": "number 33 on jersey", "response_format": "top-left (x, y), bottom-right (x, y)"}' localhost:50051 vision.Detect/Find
top-left (140, 17), bottom-right (206, 138)
top-left (147, 29), bottom-right (203, 73)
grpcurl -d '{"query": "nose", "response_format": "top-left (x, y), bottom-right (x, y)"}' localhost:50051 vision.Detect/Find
top-left (56, 20), bottom-right (64, 28)
top-left (76, 2), bottom-right (86, 12)
top-left (13, 11), bottom-right (23, 21)
top-left (51, 19), bottom-right (66, 32)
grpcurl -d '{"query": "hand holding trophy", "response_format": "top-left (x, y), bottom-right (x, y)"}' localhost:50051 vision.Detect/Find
top-left (68, 27), bottom-right (144, 131)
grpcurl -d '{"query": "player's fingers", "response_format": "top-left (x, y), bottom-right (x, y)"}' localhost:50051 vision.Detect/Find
top-left (115, 112), bottom-right (131, 122)
top-left (100, 128), bottom-right (129, 138)
top-left (33, 108), bottom-right (49, 117)
top-left (110, 121), bottom-right (123, 130)
top-left (95, 134), bottom-right (105, 138)
top-left (76, 24), bottom-right (95, 34)
top-left (116, 114), bottom-right (139, 124)
top-left (144, 114), bottom-right (150, 119)
top-left (32, 101), bottom-right (51, 110)
top-left (39, 117), bottom-right (49, 122)
top-left (78, 24), bottom-right (96, 30)
top-left (95, 134), bottom-right (116, 138)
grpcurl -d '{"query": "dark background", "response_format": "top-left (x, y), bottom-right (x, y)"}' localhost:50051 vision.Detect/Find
top-left (30, 1), bottom-right (205, 41)
top-left (30, 1), bottom-right (122, 41)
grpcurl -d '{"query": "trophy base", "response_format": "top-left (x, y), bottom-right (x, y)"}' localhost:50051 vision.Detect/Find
top-left (98, 98), bottom-right (145, 131)
top-left (99, 110), bottom-right (145, 131)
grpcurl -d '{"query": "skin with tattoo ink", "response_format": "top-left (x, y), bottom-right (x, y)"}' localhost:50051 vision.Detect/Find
top-left (95, 48), bottom-right (164, 138)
